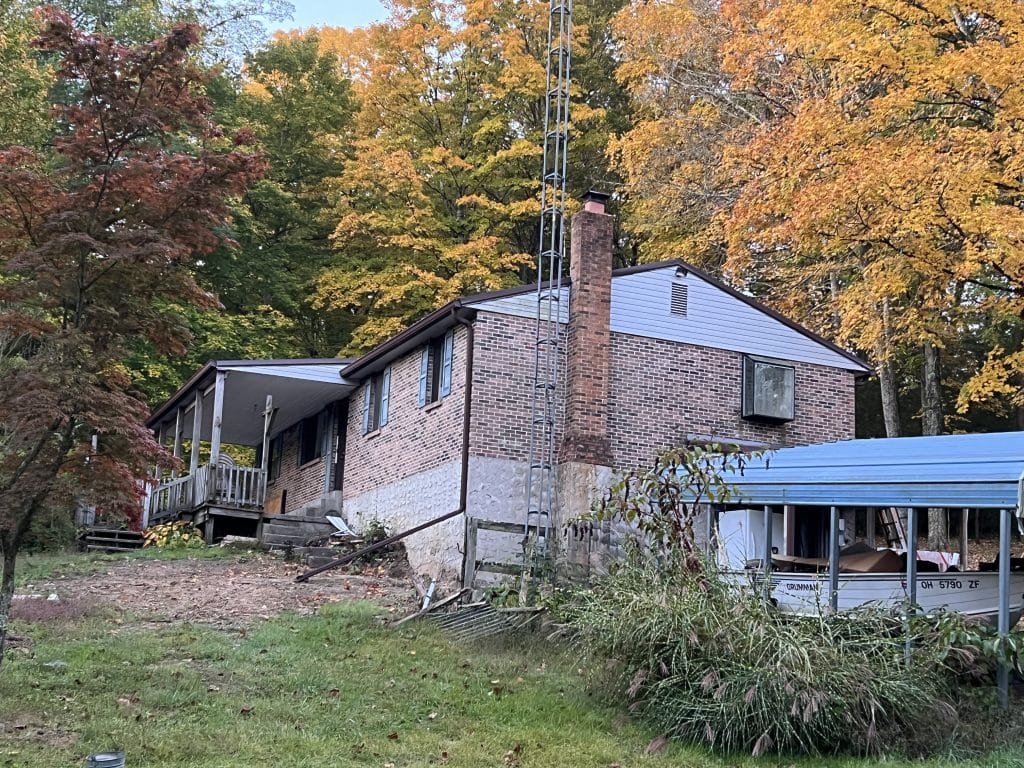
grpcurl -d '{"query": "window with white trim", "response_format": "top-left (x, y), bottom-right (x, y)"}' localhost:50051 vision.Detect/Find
top-left (741, 356), bottom-right (795, 423)
top-left (418, 329), bottom-right (454, 407)
top-left (362, 367), bottom-right (391, 434)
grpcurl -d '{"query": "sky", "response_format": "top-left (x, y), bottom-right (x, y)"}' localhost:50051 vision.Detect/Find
top-left (272, 0), bottom-right (390, 31)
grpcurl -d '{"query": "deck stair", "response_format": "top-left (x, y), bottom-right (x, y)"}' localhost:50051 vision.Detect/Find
top-left (83, 528), bottom-right (145, 552)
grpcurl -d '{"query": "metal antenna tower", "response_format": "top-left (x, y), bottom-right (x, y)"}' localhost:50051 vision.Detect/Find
top-left (523, 0), bottom-right (572, 578)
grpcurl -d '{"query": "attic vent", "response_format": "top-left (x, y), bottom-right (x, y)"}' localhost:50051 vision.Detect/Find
top-left (670, 282), bottom-right (688, 317)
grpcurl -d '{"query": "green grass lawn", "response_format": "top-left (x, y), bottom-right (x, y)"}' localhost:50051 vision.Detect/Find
top-left (3, 591), bottom-right (1024, 766)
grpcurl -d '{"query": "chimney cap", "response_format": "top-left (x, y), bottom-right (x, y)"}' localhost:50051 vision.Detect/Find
top-left (582, 189), bottom-right (611, 213)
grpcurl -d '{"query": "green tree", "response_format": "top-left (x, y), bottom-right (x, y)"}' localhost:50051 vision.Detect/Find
top-left (313, 0), bottom-right (630, 353)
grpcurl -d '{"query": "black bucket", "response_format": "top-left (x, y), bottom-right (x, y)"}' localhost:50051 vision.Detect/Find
top-left (86, 751), bottom-right (126, 768)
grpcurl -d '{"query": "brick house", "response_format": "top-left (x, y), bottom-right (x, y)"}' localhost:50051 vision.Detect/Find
top-left (145, 193), bottom-right (869, 585)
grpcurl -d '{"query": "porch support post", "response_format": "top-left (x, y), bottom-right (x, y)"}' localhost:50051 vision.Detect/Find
top-left (763, 505), bottom-right (773, 596)
top-left (189, 389), bottom-right (203, 477)
top-left (998, 507), bottom-right (1011, 708)
top-left (171, 407), bottom-right (184, 478)
top-left (866, 507), bottom-right (876, 548)
top-left (828, 506), bottom-right (840, 613)
top-left (208, 370), bottom-right (227, 500)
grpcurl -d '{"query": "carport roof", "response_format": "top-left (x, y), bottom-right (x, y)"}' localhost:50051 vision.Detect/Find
top-left (719, 432), bottom-right (1024, 510)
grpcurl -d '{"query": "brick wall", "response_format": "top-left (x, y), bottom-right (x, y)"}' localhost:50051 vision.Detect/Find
top-left (607, 333), bottom-right (856, 468)
top-left (264, 413), bottom-right (333, 513)
top-left (342, 325), bottom-right (468, 501)
top-left (466, 310), bottom-right (855, 467)
top-left (468, 311), bottom-right (564, 462)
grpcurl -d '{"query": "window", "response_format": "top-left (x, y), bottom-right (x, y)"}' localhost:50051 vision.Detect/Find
top-left (362, 367), bottom-right (391, 434)
top-left (267, 434), bottom-right (283, 482)
top-left (418, 329), bottom-right (454, 407)
top-left (742, 356), bottom-right (795, 422)
top-left (298, 411), bottom-right (327, 466)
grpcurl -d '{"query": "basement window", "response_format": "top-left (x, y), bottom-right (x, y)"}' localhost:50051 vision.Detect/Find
top-left (742, 356), bottom-right (795, 423)
top-left (418, 329), bottom-right (454, 407)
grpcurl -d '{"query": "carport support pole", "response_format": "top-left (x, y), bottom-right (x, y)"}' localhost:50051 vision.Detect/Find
top-left (998, 507), bottom-right (1011, 708)
top-left (960, 509), bottom-right (970, 569)
top-left (905, 507), bottom-right (918, 666)
top-left (828, 506), bottom-right (840, 613)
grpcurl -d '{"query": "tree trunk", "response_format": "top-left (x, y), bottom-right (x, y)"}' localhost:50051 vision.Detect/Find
top-left (879, 359), bottom-right (902, 438)
top-left (922, 341), bottom-right (948, 550)
top-left (0, 545), bottom-right (17, 672)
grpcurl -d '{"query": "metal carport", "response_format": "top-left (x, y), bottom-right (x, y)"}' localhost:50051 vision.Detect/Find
top-left (715, 432), bottom-right (1024, 705)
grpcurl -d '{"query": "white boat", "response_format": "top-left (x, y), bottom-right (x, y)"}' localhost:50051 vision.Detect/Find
top-left (718, 509), bottom-right (1024, 623)
top-left (749, 569), bottom-right (1024, 624)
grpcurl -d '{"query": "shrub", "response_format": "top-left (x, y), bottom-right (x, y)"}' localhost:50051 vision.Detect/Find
top-left (557, 552), bottom-right (1003, 757)
top-left (143, 521), bottom-right (205, 549)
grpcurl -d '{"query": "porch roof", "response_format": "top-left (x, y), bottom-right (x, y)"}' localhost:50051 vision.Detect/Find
top-left (148, 359), bottom-right (354, 446)
top-left (718, 432), bottom-right (1024, 510)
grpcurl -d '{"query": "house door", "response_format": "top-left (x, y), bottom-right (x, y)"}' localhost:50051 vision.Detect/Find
top-left (332, 399), bottom-right (348, 492)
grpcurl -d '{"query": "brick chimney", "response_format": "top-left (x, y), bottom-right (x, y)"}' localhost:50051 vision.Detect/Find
top-left (562, 191), bottom-right (613, 466)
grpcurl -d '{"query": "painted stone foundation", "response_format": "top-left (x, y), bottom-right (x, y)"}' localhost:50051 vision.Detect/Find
top-left (343, 460), bottom-right (464, 583)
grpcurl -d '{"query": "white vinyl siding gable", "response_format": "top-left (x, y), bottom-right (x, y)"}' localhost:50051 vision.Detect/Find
top-left (470, 266), bottom-right (868, 372)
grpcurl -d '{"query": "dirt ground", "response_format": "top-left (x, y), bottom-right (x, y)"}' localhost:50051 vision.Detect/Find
top-left (28, 554), bottom-right (422, 630)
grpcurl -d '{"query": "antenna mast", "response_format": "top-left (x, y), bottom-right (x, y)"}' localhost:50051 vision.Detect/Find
top-left (523, 0), bottom-right (572, 579)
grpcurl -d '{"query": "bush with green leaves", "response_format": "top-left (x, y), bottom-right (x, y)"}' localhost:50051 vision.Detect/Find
top-left (558, 553), bottom-right (1020, 756)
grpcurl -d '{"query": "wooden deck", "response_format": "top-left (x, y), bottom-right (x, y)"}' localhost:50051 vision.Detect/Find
top-left (147, 463), bottom-right (267, 541)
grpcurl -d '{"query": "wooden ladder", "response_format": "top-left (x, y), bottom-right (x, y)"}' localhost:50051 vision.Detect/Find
top-left (877, 508), bottom-right (907, 549)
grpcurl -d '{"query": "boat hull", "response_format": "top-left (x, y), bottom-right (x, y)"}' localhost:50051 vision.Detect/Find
top-left (738, 571), bottom-right (1024, 623)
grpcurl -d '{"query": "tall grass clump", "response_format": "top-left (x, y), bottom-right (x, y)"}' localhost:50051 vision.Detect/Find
top-left (558, 443), bottom-right (1016, 757)
top-left (559, 554), bottom-right (967, 756)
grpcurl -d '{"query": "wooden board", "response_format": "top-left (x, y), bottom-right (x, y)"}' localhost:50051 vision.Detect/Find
top-left (264, 489), bottom-right (284, 515)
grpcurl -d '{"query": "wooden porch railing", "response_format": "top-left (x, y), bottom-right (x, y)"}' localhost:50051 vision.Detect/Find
top-left (147, 464), bottom-right (266, 523)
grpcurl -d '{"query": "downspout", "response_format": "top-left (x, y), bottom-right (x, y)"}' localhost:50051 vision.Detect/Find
top-left (454, 310), bottom-right (476, 581)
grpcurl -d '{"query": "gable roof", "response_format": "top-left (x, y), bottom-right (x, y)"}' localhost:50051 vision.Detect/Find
top-left (342, 260), bottom-right (870, 380)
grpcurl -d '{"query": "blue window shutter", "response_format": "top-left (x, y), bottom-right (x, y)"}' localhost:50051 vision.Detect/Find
top-left (361, 384), bottom-right (371, 434)
top-left (380, 367), bottom-right (391, 426)
top-left (418, 348), bottom-right (429, 407)
top-left (440, 329), bottom-right (454, 397)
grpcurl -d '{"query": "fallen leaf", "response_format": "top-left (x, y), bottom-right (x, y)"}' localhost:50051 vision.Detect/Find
top-left (387, 731), bottom-right (399, 740)
top-left (240, 706), bottom-right (254, 717)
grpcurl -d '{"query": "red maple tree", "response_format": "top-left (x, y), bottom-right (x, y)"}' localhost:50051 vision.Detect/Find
top-left (0, 12), bottom-right (266, 665)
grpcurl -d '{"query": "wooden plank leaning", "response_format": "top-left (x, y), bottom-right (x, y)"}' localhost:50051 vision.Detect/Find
top-left (294, 507), bottom-right (465, 583)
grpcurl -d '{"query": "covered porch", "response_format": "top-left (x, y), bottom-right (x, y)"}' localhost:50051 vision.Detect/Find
top-left (145, 358), bottom-right (354, 540)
